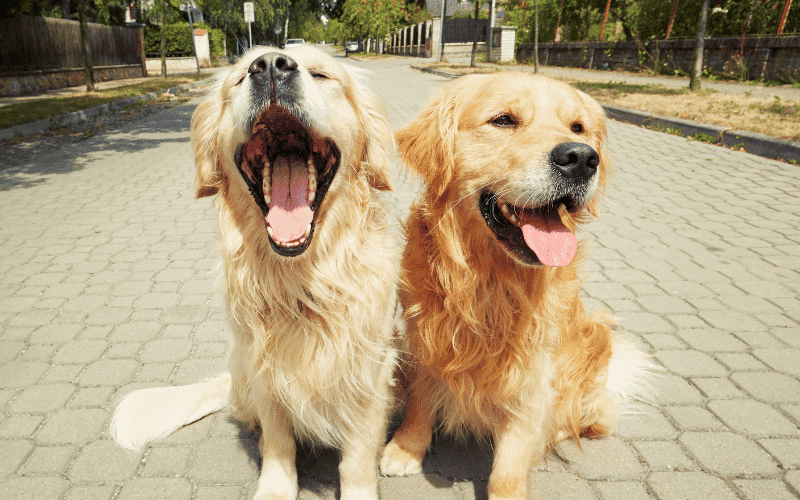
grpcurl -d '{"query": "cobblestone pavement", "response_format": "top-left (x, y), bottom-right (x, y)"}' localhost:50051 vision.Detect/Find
top-left (1, 53), bottom-right (799, 500)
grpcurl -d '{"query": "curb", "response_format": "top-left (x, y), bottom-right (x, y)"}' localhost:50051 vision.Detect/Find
top-left (0, 77), bottom-right (214, 142)
top-left (411, 64), bottom-right (800, 163)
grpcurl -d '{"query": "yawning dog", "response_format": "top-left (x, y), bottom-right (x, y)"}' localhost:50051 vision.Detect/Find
top-left (380, 72), bottom-right (656, 500)
top-left (111, 45), bottom-right (399, 500)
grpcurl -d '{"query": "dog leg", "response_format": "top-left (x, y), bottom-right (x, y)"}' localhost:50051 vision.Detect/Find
top-left (253, 403), bottom-right (298, 500)
top-left (379, 386), bottom-right (435, 477)
top-left (487, 418), bottom-right (546, 500)
top-left (339, 433), bottom-right (382, 500)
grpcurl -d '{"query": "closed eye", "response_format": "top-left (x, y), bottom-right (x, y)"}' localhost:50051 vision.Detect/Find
top-left (490, 114), bottom-right (517, 128)
top-left (310, 71), bottom-right (330, 80)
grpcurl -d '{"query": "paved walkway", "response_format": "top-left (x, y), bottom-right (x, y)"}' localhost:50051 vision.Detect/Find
top-left (1, 53), bottom-right (799, 500)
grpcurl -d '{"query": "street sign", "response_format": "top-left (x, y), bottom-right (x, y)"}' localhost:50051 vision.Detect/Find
top-left (243, 2), bottom-right (254, 23)
top-left (274, 26), bottom-right (282, 35)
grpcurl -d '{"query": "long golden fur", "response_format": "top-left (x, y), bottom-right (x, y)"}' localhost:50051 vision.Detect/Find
top-left (111, 46), bottom-right (399, 500)
top-left (380, 72), bottom-right (655, 500)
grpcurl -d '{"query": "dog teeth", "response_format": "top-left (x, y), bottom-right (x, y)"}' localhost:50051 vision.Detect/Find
top-left (266, 224), bottom-right (312, 248)
top-left (307, 157), bottom-right (317, 203)
top-left (499, 201), bottom-right (520, 226)
top-left (263, 160), bottom-right (271, 204)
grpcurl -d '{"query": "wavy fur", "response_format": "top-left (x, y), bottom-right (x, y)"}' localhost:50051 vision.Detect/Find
top-left (111, 46), bottom-right (399, 500)
top-left (380, 73), bottom-right (657, 500)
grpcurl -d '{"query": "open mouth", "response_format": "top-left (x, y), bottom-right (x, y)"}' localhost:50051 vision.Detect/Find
top-left (235, 105), bottom-right (341, 257)
top-left (479, 191), bottom-right (579, 267)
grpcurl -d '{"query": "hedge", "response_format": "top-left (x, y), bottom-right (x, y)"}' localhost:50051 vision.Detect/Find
top-left (144, 22), bottom-right (226, 56)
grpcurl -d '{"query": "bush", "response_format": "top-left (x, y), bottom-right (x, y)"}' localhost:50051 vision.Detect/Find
top-left (144, 22), bottom-right (225, 57)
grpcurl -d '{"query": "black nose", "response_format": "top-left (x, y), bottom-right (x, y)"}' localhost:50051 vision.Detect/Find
top-left (550, 142), bottom-right (599, 180)
top-left (248, 52), bottom-right (298, 80)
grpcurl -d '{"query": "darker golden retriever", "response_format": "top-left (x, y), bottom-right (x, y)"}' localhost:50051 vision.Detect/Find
top-left (380, 72), bottom-right (655, 500)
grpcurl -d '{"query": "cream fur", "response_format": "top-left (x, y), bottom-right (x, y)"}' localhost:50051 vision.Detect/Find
top-left (111, 46), bottom-right (399, 500)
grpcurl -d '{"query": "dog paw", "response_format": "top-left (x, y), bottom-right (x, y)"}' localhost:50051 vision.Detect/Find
top-left (379, 441), bottom-right (423, 476)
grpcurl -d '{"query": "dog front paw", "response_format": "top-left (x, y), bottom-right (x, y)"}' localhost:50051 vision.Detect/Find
top-left (379, 441), bottom-right (424, 476)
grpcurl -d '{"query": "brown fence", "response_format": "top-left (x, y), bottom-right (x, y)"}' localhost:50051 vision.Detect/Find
top-left (0, 15), bottom-right (144, 73)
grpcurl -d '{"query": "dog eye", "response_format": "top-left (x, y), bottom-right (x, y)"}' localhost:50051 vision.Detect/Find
top-left (571, 122), bottom-right (585, 134)
top-left (310, 71), bottom-right (330, 80)
top-left (490, 114), bottom-right (517, 128)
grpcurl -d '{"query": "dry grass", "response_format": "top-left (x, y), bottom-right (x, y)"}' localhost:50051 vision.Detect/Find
top-left (420, 63), bottom-right (800, 142)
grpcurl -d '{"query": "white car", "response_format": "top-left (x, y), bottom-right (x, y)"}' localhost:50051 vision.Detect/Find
top-left (284, 38), bottom-right (305, 47)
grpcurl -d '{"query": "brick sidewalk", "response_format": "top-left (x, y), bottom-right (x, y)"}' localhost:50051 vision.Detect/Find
top-left (1, 55), bottom-right (799, 500)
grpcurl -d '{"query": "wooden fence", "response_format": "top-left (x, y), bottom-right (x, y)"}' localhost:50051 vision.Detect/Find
top-left (0, 15), bottom-right (144, 73)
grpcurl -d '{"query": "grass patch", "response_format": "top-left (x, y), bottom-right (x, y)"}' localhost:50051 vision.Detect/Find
top-left (0, 74), bottom-right (209, 129)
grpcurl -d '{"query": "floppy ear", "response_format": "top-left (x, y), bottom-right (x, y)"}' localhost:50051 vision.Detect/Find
top-left (357, 86), bottom-right (394, 192)
top-left (190, 93), bottom-right (225, 198)
top-left (395, 85), bottom-right (458, 201)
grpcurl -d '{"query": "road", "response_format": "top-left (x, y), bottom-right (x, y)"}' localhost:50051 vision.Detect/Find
top-left (1, 48), bottom-right (799, 500)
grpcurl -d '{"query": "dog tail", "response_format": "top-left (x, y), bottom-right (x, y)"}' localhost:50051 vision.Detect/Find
top-left (606, 336), bottom-right (659, 415)
top-left (110, 374), bottom-right (231, 452)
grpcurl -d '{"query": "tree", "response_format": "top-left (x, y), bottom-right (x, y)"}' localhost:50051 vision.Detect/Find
top-left (690, 0), bottom-right (710, 90)
top-left (341, 0), bottom-right (408, 45)
top-left (79, 0), bottom-right (94, 90)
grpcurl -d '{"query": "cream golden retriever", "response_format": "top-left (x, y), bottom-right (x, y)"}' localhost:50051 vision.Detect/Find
top-left (111, 45), bottom-right (399, 500)
top-left (380, 72), bottom-right (655, 499)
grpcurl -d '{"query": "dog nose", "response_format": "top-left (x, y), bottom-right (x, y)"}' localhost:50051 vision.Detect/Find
top-left (551, 142), bottom-right (599, 180)
top-left (248, 53), bottom-right (298, 79)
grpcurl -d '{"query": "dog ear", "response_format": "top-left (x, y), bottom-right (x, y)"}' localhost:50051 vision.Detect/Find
top-left (358, 87), bottom-right (394, 192)
top-left (395, 85), bottom-right (458, 201)
top-left (190, 94), bottom-right (225, 198)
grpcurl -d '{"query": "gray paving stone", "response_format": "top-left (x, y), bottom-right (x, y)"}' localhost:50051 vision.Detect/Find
top-left (662, 405), bottom-right (726, 431)
top-left (655, 350), bottom-right (727, 377)
top-left (20, 445), bottom-right (76, 475)
top-left (194, 485), bottom-right (244, 500)
top-left (0, 476), bottom-right (69, 500)
top-left (648, 471), bottom-right (738, 500)
top-left (380, 472), bottom-right (458, 500)
top-left (592, 481), bottom-right (651, 500)
top-left (189, 437), bottom-right (260, 484)
top-left (708, 399), bottom-right (800, 437)
top-left (674, 329), bottom-right (748, 352)
top-left (0, 440), bottom-right (33, 479)
top-left (78, 359), bottom-right (139, 387)
top-left (733, 479), bottom-right (798, 500)
top-left (614, 406), bottom-right (678, 440)
top-left (751, 348), bottom-right (800, 375)
top-left (554, 437), bottom-right (643, 480)
top-left (631, 440), bottom-right (696, 470)
top-left (0, 361), bottom-right (49, 389)
top-left (35, 409), bottom-right (108, 445)
top-left (8, 383), bottom-right (76, 414)
top-left (117, 477), bottom-right (192, 500)
top-left (757, 438), bottom-right (800, 468)
top-left (691, 377), bottom-right (747, 400)
top-left (678, 432), bottom-right (779, 475)
top-left (62, 485), bottom-right (118, 500)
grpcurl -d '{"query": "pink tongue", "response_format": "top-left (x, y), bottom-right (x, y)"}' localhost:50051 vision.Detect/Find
top-left (265, 156), bottom-right (312, 243)
top-left (518, 209), bottom-right (577, 267)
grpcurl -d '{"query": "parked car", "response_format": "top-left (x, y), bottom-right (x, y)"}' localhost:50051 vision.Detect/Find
top-left (345, 41), bottom-right (360, 55)
top-left (284, 38), bottom-right (305, 47)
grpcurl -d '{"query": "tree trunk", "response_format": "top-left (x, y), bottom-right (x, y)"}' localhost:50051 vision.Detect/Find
top-left (62, 0), bottom-right (70, 18)
top-left (534, 0), bottom-right (539, 72)
top-left (160, 4), bottom-right (166, 78)
top-left (79, 0), bottom-right (94, 91)
top-left (690, 0), bottom-right (710, 90)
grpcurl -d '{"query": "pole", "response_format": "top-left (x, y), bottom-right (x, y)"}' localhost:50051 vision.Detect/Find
top-left (186, 1), bottom-right (200, 73)
top-left (249, 22), bottom-right (253, 50)
top-left (438, 0), bottom-right (446, 62)
top-left (554, 0), bottom-right (564, 41)
top-left (488, 0), bottom-right (496, 62)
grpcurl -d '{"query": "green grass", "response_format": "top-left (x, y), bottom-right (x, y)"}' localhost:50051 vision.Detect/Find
top-left (571, 80), bottom-right (714, 97)
top-left (0, 74), bottom-right (209, 129)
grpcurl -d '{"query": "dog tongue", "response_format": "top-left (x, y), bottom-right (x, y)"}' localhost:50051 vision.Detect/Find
top-left (518, 209), bottom-right (577, 267)
top-left (266, 156), bottom-right (312, 243)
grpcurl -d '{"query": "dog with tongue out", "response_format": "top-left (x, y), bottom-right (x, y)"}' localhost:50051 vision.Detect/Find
top-left (381, 73), bottom-right (656, 500)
